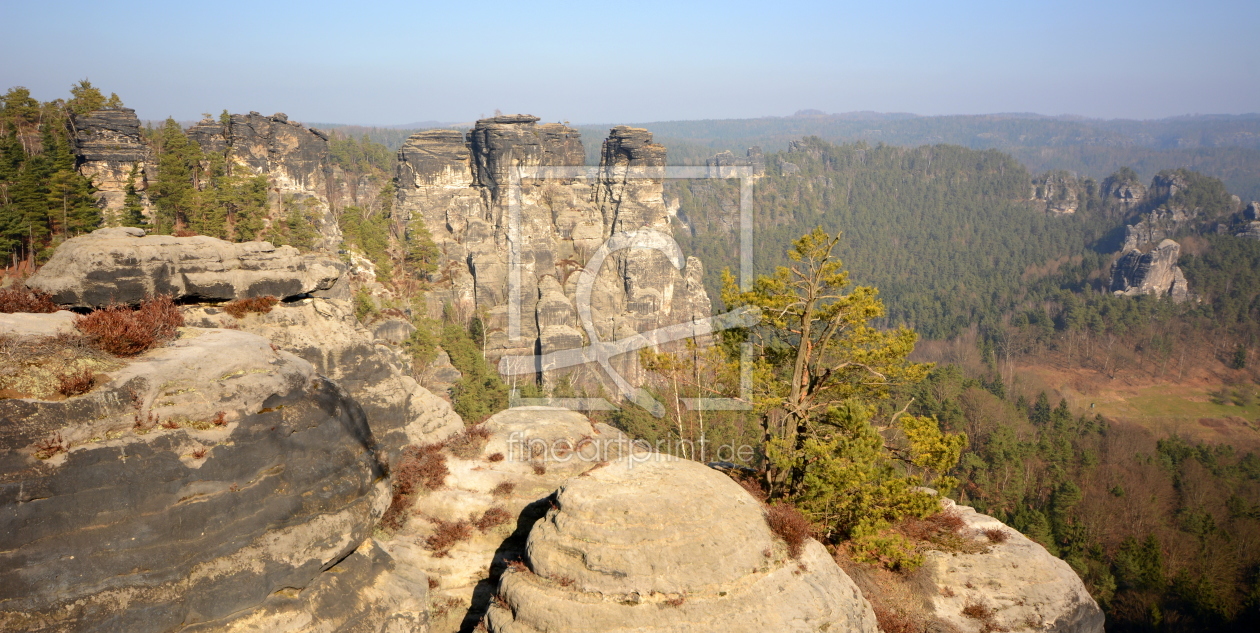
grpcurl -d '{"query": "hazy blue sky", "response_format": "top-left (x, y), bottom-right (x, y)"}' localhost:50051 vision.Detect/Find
top-left (3, 0), bottom-right (1257, 125)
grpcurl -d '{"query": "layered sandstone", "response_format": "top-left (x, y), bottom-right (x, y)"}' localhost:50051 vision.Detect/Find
top-left (71, 108), bottom-right (150, 224)
top-left (394, 117), bottom-right (712, 397)
top-left (1110, 238), bottom-right (1190, 302)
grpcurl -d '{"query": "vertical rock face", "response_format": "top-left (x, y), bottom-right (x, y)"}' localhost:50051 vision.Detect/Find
top-left (1031, 170), bottom-right (1082, 215)
top-left (186, 112), bottom-right (342, 249)
top-left (1101, 171), bottom-right (1146, 209)
top-left (1110, 238), bottom-right (1190, 302)
top-left (395, 117), bottom-right (712, 395)
top-left (72, 108), bottom-right (150, 224)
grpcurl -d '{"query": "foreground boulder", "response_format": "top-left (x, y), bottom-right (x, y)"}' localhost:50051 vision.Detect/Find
top-left (0, 318), bottom-right (424, 632)
top-left (182, 296), bottom-right (463, 465)
top-left (382, 406), bottom-right (636, 632)
top-left (486, 455), bottom-right (878, 633)
top-left (27, 228), bottom-right (344, 307)
top-left (918, 498), bottom-right (1104, 633)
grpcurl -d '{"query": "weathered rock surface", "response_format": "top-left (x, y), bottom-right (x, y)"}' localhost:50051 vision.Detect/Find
top-left (394, 117), bottom-right (712, 396)
top-left (182, 297), bottom-right (463, 465)
top-left (72, 108), bottom-right (150, 224)
top-left (1110, 238), bottom-right (1190, 302)
top-left (0, 319), bottom-right (424, 632)
top-left (1121, 208), bottom-right (1196, 251)
top-left (382, 406), bottom-right (636, 632)
top-left (918, 498), bottom-right (1104, 633)
top-left (187, 111), bottom-right (342, 249)
top-left (1101, 170), bottom-right (1146, 209)
top-left (1031, 171), bottom-right (1082, 215)
top-left (0, 310), bottom-right (77, 339)
top-left (28, 228), bottom-right (344, 307)
top-left (486, 455), bottom-right (879, 633)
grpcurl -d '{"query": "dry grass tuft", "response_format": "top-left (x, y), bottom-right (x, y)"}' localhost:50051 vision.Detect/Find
top-left (76, 295), bottom-right (183, 357)
top-left (962, 601), bottom-right (993, 620)
top-left (472, 506), bottom-right (511, 532)
top-left (211, 411), bottom-right (228, 427)
top-left (553, 575), bottom-right (575, 588)
top-left (160, 419), bottom-right (180, 430)
top-left (766, 502), bottom-right (813, 559)
top-left (872, 604), bottom-right (920, 633)
top-left (445, 425), bottom-right (492, 459)
top-left (222, 295), bottom-right (279, 319)
top-left (487, 452), bottom-right (504, 462)
top-left (191, 447), bottom-right (208, 459)
top-left (0, 285), bottom-right (57, 313)
top-left (736, 475), bottom-right (768, 503)
top-left (424, 518), bottom-right (473, 557)
top-left (56, 368), bottom-right (94, 396)
top-left (532, 462), bottom-right (546, 476)
top-left (491, 481), bottom-right (516, 497)
top-left (427, 577), bottom-right (440, 590)
top-left (33, 432), bottom-right (67, 459)
top-left (663, 595), bottom-right (686, 608)
top-left (506, 559), bottom-right (529, 573)
top-left (983, 527), bottom-right (1010, 543)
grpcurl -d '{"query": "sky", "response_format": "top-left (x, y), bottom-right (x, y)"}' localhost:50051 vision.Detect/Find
top-left (3, 0), bottom-right (1257, 126)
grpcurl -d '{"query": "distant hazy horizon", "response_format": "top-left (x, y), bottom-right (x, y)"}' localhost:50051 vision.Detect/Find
top-left (4, 0), bottom-right (1256, 125)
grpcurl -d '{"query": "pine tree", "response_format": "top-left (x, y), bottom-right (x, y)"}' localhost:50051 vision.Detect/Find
top-left (150, 118), bottom-right (202, 234)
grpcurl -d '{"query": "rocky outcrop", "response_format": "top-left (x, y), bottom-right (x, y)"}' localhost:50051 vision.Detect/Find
top-left (486, 455), bottom-right (878, 633)
top-left (27, 227), bottom-right (344, 307)
top-left (1031, 170), bottom-right (1082, 215)
top-left (0, 319), bottom-right (426, 632)
top-left (382, 407), bottom-right (636, 632)
top-left (918, 498), bottom-right (1104, 633)
top-left (187, 112), bottom-right (342, 249)
top-left (1236, 201), bottom-right (1260, 240)
top-left (1110, 238), bottom-right (1190, 302)
top-left (71, 108), bottom-right (150, 224)
top-left (1121, 208), bottom-right (1196, 251)
top-left (182, 296), bottom-right (463, 465)
top-left (394, 117), bottom-right (712, 396)
top-left (1101, 170), bottom-right (1146, 209)
top-left (705, 146), bottom-right (765, 177)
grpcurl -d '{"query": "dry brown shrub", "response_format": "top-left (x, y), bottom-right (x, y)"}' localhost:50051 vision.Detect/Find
top-left (736, 476), bottom-right (768, 503)
top-left (222, 295), bottom-right (279, 319)
top-left (473, 506), bottom-right (511, 532)
top-left (872, 604), bottom-right (920, 633)
top-left (446, 425), bottom-right (492, 459)
top-left (33, 432), bottom-right (67, 459)
top-left (211, 411), bottom-right (227, 426)
top-left (0, 285), bottom-right (57, 313)
top-left (427, 577), bottom-right (440, 589)
top-left (506, 559), bottom-right (529, 573)
top-left (380, 444), bottom-right (449, 530)
top-left (487, 452), bottom-right (504, 462)
top-left (76, 295), bottom-right (183, 357)
top-left (56, 368), bottom-right (94, 396)
top-left (983, 528), bottom-right (1010, 543)
top-left (532, 462), bottom-right (546, 476)
top-left (425, 518), bottom-right (473, 557)
top-left (664, 595), bottom-right (685, 607)
top-left (962, 601), bottom-right (993, 620)
top-left (491, 481), bottom-right (516, 498)
top-left (172, 228), bottom-right (198, 237)
top-left (766, 502), bottom-right (813, 559)
top-left (191, 447), bottom-right (208, 459)
top-left (160, 419), bottom-right (180, 430)
top-left (553, 575), bottom-right (574, 588)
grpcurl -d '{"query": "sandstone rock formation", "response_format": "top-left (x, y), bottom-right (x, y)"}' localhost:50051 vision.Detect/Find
top-left (394, 117), bottom-right (712, 396)
top-left (1110, 238), bottom-right (1190, 302)
top-left (0, 319), bottom-right (426, 631)
top-left (1236, 201), bottom-right (1260, 240)
top-left (71, 108), bottom-right (150, 224)
top-left (28, 227), bottom-right (344, 307)
top-left (705, 146), bottom-right (765, 177)
top-left (379, 406), bottom-right (637, 632)
top-left (183, 296), bottom-right (463, 464)
top-left (1031, 171), bottom-right (1082, 215)
top-left (486, 455), bottom-right (879, 633)
top-left (186, 111), bottom-right (342, 249)
top-left (1101, 170), bottom-right (1146, 209)
top-left (1121, 208), bottom-right (1196, 251)
top-left (918, 498), bottom-right (1104, 633)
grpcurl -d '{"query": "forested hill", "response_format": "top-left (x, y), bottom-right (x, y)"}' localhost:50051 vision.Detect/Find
top-left (670, 138), bottom-right (1122, 339)
top-left (578, 113), bottom-right (1260, 201)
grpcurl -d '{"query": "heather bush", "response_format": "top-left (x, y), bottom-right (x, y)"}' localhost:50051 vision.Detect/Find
top-left (766, 502), bottom-right (813, 559)
top-left (55, 368), bottom-right (94, 396)
top-left (76, 295), bottom-right (183, 356)
top-left (380, 444), bottom-right (448, 530)
top-left (222, 295), bottom-right (278, 318)
top-left (0, 285), bottom-right (57, 313)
